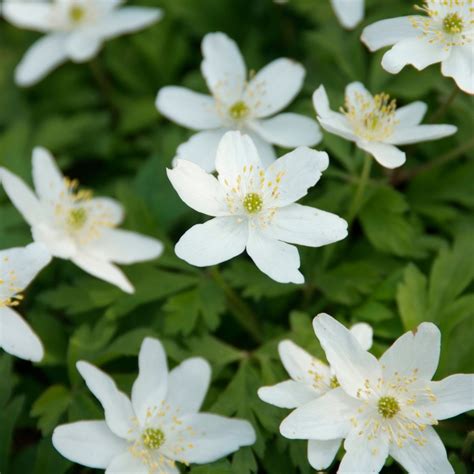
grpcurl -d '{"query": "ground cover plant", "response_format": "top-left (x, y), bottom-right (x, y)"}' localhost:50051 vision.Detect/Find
top-left (0, 0), bottom-right (473, 473)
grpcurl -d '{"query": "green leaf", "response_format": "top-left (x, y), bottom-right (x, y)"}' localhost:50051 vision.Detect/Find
top-left (397, 264), bottom-right (428, 330)
top-left (31, 385), bottom-right (72, 435)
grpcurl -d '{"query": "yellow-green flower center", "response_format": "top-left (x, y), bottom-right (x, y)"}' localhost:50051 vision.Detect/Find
top-left (68, 207), bottom-right (88, 230)
top-left (243, 192), bottom-right (263, 214)
top-left (378, 396), bottom-right (400, 419)
top-left (142, 428), bottom-right (166, 450)
top-left (69, 5), bottom-right (85, 23)
top-left (330, 376), bottom-right (340, 389)
top-left (229, 101), bottom-right (250, 120)
top-left (443, 12), bottom-right (464, 34)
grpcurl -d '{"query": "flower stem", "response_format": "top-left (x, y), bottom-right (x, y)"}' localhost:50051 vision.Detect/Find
top-left (209, 267), bottom-right (262, 343)
top-left (428, 86), bottom-right (459, 123)
top-left (89, 57), bottom-right (118, 118)
top-left (347, 153), bottom-right (372, 223)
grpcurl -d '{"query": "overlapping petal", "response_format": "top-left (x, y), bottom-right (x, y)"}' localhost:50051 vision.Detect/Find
top-left (361, 16), bottom-right (420, 51)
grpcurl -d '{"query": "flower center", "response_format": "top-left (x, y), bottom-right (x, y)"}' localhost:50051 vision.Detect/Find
top-left (229, 101), bottom-right (250, 120)
top-left (243, 192), bottom-right (263, 214)
top-left (69, 5), bottom-right (86, 23)
top-left (344, 92), bottom-right (398, 141)
top-left (378, 396), bottom-right (400, 419)
top-left (330, 376), bottom-right (340, 389)
top-left (443, 12), bottom-right (464, 34)
top-left (142, 428), bottom-right (166, 450)
top-left (67, 207), bottom-right (88, 230)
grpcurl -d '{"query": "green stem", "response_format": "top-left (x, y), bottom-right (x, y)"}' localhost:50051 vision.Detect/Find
top-left (347, 153), bottom-right (372, 223)
top-left (89, 57), bottom-right (117, 117)
top-left (210, 267), bottom-right (262, 343)
top-left (428, 86), bottom-right (459, 123)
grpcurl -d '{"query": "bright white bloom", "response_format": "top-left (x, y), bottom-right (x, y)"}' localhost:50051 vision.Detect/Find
top-left (313, 82), bottom-right (457, 168)
top-left (53, 337), bottom-right (256, 473)
top-left (156, 32), bottom-right (321, 172)
top-left (3, 0), bottom-right (162, 87)
top-left (167, 131), bottom-right (348, 284)
top-left (0, 148), bottom-right (163, 294)
top-left (331, 0), bottom-right (364, 29)
top-left (281, 314), bottom-right (474, 473)
top-left (0, 243), bottom-right (51, 362)
top-left (258, 323), bottom-right (372, 470)
top-left (361, 1), bottom-right (474, 94)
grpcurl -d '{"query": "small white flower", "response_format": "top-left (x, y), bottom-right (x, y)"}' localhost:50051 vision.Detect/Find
top-left (0, 242), bottom-right (51, 362)
top-left (52, 337), bottom-right (256, 473)
top-left (361, 0), bottom-right (474, 94)
top-left (0, 147), bottom-right (163, 294)
top-left (313, 82), bottom-right (457, 168)
top-left (167, 131), bottom-right (348, 284)
top-left (3, 0), bottom-right (162, 87)
top-left (257, 323), bottom-right (372, 470)
top-left (280, 314), bottom-right (474, 473)
top-left (331, 0), bottom-right (364, 29)
top-left (156, 32), bottom-right (322, 172)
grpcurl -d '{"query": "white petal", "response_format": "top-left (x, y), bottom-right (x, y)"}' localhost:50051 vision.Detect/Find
top-left (174, 129), bottom-right (226, 172)
top-left (312, 313), bottom-right (382, 399)
top-left (358, 141), bottom-right (406, 169)
top-left (246, 227), bottom-right (303, 284)
top-left (156, 86), bottom-right (222, 131)
top-left (307, 439), bottom-right (341, 470)
top-left (382, 38), bottom-right (449, 74)
top-left (258, 380), bottom-right (317, 409)
top-left (0, 242), bottom-right (51, 297)
top-left (312, 86), bottom-right (357, 141)
top-left (247, 131), bottom-right (276, 168)
top-left (345, 81), bottom-right (371, 104)
top-left (339, 428), bottom-right (389, 474)
top-left (250, 113), bottom-right (322, 148)
top-left (52, 421), bottom-right (126, 469)
top-left (167, 159), bottom-right (228, 217)
top-left (361, 16), bottom-right (420, 51)
top-left (164, 413), bottom-right (255, 464)
top-left (71, 253), bottom-right (134, 294)
top-left (279, 339), bottom-right (330, 385)
top-left (32, 223), bottom-right (76, 259)
top-left (175, 217), bottom-right (248, 267)
top-left (88, 197), bottom-right (124, 226)
top-left (428, 374), bottom-right (474, 420)
top-left (84, 228), bottom-right (163, 265)
top-left (280, 387), bottom-right (357, 440)
top-left (101, 7), bottom-right (162, 39)
top-left (201, 32), bottom-right (246, 105)
top-left (389, 425), bottom-right (454, 474)
top-left (265, 147), bottom-right (329, 207)
top-left (349, 322), bottom-right (373, 351)
top-left (380, 322), bottom-right (440, 381)
top-left (3, 2), bottom-right (54, 32)
top-left (245, 58), bottom-right (305, 118)
top-left (15, 33), bottom-right (68, 87)
top-left (32, 147), bottom-right (67, 205)
top-left (76, 361), bottom-right (134, 439)
top-left (166, 358), bottom-right (211, 414)
top-left (441, 45), bottom-right (474, 94)
top-left (65, 30), bottom-right (102, 62)
top-left (215, 131), bottom-right (262, 188)
top-left (0, 307), bottom-right (44, 362)
top-left (395, 101), bottom-right (427, 126)
top-left (330, 0), bottom-right (364, 29)
top-left (132, 337), bottom-right (168, 425)
top-left (388, 124), bottom-right (457, 145)
top-left (267, 204), bottom-right (348, 248)
top-left (0, 167), bottom-right (43, 226)
top-left (106, 451), bottom-right (150, 474)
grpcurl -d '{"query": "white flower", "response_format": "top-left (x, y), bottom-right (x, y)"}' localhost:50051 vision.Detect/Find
top-left (257, 323), bottom-right (372, 470)
top-left (52, 337), bottom-right (256, 473)
top-left (361, 1), bottom-right (474, 94)
top-left (331, 0), bottom-right (364, 29)
top-left (3, 0), bottom-right (162, 87)
top-left (280, 314), bottom-right (474, 473)
top-left (167, 131), bottom-right (348, 284)
top-left (0, 147), bottom-right (163, 294)
top-left (0, 242), bottom-right (51, 362)
top-left (156, 32), bottom-right (321, 172)
top-left (313, 82), bottom-right (457, 168)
